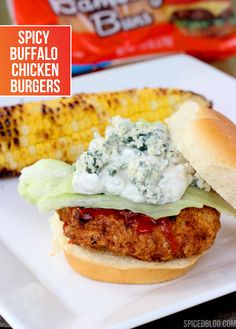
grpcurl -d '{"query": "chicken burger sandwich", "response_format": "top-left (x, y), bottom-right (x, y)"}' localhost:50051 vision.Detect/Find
top-left (19, 100), bottom-right (236, 283)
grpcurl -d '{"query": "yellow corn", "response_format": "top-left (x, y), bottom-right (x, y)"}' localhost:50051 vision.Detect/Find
top-left (0, 88), bottom-right (211, 177)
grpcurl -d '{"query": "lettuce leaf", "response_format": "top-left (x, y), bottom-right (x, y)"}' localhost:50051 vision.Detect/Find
top-left (19, 159), bottom-right (74, 203)
top-left (37, 187), bottom-right (236, 218)
top-left (19, 159), bottom-right (236, 219)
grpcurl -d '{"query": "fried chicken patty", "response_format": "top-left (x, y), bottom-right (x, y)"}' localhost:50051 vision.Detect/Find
top-left (57, 207), bottom-right (221, 262)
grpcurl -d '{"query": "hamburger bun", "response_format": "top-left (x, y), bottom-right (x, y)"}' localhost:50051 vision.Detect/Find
top-left (50, 213), bottom-right (202, 284)
top-left (166, 101), bottom-right (236, 209)
top-left (49, 102), bottom-right (235, 284)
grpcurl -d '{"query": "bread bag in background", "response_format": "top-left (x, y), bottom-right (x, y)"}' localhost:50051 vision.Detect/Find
top-left (9, 0), bottom-right (236, 74)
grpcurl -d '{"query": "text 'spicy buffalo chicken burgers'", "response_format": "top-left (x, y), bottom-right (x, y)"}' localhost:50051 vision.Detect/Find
top-left (19, 101), bottom-right (236, 284)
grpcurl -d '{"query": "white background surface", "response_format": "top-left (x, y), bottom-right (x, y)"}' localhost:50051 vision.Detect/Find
top-left (0, 54), bottom-right (236, 329)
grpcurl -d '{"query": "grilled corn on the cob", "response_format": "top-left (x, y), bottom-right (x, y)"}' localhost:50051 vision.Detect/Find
top-left (0, 88), bottom-right (211, 177)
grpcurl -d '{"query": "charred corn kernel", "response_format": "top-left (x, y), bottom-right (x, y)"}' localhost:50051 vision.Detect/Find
top-left (21, 125), bottom-right (29, 135)
top-left (69, 145), bottom-right (78, 156)
top-left (150, 100), bottom-right (158, 111)
top-left (29, 146), bottom-right (36, 155)
top-left (55, 150), bottom-right (63, 159)
top-left (71, 121), bottom-right (79, 132)
top-left (19, 136), bottom-right (28, 147)
top-left (0, 88), bottom-right (211, 177)
top-left (0, 154), bottom-right (4, 164)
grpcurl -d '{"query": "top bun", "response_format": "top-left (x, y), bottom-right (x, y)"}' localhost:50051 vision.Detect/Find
top-left (166, 101), bottom-right (236, 209)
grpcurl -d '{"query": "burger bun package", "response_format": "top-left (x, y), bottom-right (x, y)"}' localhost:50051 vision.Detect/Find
top-left (9, 0), bottom-right (236, 73)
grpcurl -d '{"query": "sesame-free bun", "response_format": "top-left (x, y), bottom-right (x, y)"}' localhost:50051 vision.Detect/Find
top-left (50, 213), bottom-right (201, 284)
top-left (166, 101), bottom-right (236, 209)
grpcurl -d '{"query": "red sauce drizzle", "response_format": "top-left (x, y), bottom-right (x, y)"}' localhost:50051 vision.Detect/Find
top-left (77, 208), bottom-right (161, 234)
top-left (133, 215), bottom-right (157, 234)
top-left (76, 208), bottom-right (178, 253)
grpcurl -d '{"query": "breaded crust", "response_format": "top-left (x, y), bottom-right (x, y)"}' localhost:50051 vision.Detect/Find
top-left (51, 213), bottom-right (203, 284)
top-left (58, 206), bottom-right (220, 262)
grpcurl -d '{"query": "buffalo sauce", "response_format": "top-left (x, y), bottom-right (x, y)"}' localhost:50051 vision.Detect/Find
top-left (75, 207), bottom-right (178, 253)
top-left (77, 208), bottom-right (174, 233)
top-left (78, 207), bottom-right (157, 233)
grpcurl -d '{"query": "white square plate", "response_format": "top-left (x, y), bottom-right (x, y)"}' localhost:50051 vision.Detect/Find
top-left (1, 54), bottom-right (236, 329)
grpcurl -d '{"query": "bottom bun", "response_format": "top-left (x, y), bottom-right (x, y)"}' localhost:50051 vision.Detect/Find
top-left (50, 213), bottom-right (202, 284)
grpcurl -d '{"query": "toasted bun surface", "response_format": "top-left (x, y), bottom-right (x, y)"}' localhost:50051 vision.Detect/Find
top-left (166, 101), bottom-right (236, 209)
top-left (50, 213), bottom-right (201, 284)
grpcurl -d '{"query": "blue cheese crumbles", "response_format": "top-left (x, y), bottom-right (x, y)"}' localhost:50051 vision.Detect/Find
top-left (72, 117), bottom-right (210, 205)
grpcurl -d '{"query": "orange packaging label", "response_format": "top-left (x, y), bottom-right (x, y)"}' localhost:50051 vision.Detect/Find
top-left (0, 25), bottom-right (71, 96)
top-left (11, 0), bottom-right (236, 66)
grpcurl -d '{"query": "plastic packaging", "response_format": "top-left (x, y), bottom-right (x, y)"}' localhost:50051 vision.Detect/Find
top-left (10, 0), bottom-right (236, 74)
